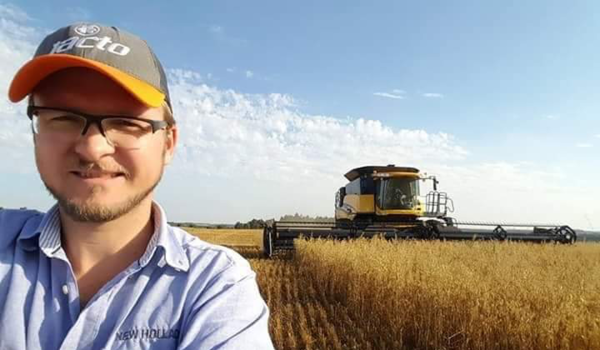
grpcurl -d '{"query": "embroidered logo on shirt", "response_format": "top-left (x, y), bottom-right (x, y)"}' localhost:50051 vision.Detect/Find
top-left (116, 328), bottom-right (180, 341)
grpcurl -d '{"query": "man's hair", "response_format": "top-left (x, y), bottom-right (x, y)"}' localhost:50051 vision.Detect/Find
top-left (162, 101), bottom-right (176, 127)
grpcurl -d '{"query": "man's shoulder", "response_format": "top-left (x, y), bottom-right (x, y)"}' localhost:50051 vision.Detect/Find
top-left (0, 209), bottom-right (44, 250)
top-left (163, 227), bottom-right (274, 349)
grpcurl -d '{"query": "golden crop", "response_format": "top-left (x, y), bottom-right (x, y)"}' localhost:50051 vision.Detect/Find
top-left (185, 228), bottom-right (263, 247)
top-left (189, 228), bottom-right (600, 350)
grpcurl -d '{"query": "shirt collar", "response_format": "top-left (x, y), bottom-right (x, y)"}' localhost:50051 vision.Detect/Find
top-left (17, 204), bottom-right (61, 254)
top-left (17, 202), bottom-right (190, 272)
top-left (138, 202), bottom-right (190, 272)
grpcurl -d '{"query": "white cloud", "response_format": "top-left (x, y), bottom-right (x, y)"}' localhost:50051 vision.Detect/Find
top-left (430, 162), bottom-right (597, 227)
top-left (0, 4), bottom-right (39, 172)
top-left (209, 25), bottom-right (223, 34)
top-left (576, 143), bottom-right (593, 148)
top-left (423, 92), bottom-right (444, 98)
top-left (373, 92), bottom-right (404, 99)
top-left (226, 68), bottom-right (235, 73)
top-left (155, 74), bottom-right (600, 227)
top-left (392, 89), bottom-right (405, 94)
top-left (545, 114), bottom-right (559, 120)
top-left (160, 72), bottom-right (473, 222)
top-left (245, 70), bottom-right (254, 78)
top-left (169, 72), bottom-right (467, 182)
top-left (0, 3), bottom-right (31, 22)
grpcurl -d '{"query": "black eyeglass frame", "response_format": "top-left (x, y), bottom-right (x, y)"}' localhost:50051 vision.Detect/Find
top-left (26, 105), bottom-right (169, 137)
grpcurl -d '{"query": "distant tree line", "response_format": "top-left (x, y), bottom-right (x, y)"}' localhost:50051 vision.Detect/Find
top-left (168, 222), bottom-right (233, 229)
top-left (233, 213), bottom-right (335, 229)
top-left (279, 213), bottom-right (334, 222)
top-left (234, 219), bottom-right (267, 229)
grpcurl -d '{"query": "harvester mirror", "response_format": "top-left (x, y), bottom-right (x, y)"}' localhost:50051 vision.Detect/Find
top-left (336, 187), bottom-right (346, 207)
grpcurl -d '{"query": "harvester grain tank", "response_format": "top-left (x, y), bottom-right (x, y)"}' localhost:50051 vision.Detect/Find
top-left (263, 165), bottom-right (576, 256)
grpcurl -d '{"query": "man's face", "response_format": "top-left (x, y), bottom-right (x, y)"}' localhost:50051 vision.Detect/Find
top-left (32, 68), bottom-right (177, 222)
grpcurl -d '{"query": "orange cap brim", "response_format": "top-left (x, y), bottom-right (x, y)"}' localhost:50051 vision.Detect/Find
top-left (8, 54), bottom-right (165, 108)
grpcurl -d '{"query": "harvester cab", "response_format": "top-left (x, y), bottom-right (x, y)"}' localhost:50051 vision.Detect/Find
top-left (263, 165), bottom-right (577, 257)
top-left (334, 165), bottom-right (451, 225)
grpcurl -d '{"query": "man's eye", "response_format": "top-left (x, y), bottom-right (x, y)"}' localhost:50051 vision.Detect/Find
top-left (106, 119), bottom-right (147, 131)
top-left (113, 119), bottom-right (141, 127)
top-left (49, 115), bottom-right (80, 123)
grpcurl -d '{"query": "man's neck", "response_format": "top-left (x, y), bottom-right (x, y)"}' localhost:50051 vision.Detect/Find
top-left (59, 198), bottom-right (156, 305)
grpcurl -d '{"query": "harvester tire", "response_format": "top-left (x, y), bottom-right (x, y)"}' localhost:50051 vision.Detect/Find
top-left (493, 226), bottom-right (508, 241)
top-left (425, 220), bottom-right (441, 239)
top-left (557, 226), bottom-right (576, 244)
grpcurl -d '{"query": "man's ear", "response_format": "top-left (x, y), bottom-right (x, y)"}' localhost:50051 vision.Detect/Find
top-left (163, 125), bottom-right (178, 165)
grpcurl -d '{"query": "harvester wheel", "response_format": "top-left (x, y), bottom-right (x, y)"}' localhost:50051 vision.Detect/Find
top-left (557, 226), bottom-right (576, 244)
top-left (425, 220), bottom-right (440, 239)
top-left (493, 226), bottom-right (508, 241)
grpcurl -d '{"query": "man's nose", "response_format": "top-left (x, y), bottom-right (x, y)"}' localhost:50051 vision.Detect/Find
top-left (74, 123), bottom-right (115, 161)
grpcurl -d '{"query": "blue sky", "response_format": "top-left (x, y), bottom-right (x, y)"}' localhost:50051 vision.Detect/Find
top-left (1, 1), bottom-right (599, 229)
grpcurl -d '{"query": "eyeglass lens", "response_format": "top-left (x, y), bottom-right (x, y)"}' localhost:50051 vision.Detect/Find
top-left (32, 109), bottom-right (153, 148)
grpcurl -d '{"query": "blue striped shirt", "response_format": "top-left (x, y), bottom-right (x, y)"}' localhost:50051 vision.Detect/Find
top-left (0, 203), bottom-right (274, 349)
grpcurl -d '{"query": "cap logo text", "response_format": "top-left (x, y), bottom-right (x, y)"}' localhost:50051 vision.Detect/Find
top-left (50, 36), bottom-right (131, 56)
top-left (74, 24), bottom-right (101, 36)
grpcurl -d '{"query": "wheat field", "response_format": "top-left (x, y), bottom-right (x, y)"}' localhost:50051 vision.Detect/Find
top-left (188, 228), bottom-right (600, 350)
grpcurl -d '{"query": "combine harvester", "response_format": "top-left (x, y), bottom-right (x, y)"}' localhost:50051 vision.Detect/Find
top-left (263, 165), bottom-right (576, 256)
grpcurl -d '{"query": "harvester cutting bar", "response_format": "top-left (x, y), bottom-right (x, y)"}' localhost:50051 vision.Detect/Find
top-left (263, 221), bottom-right (577, 257)
top-left (452, 220), bottom-right (564, 228)
top-left (269, 222), bottom-right (341, 239)
top-left (435, 225), bottom-right (576, 243)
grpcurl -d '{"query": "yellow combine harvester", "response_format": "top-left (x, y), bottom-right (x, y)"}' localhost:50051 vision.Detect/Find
top-left (263, 165), bottom-right (576, 256)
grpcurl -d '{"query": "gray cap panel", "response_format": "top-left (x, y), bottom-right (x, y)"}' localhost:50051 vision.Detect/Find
top-left (34, 23), bottom-right (170, 106)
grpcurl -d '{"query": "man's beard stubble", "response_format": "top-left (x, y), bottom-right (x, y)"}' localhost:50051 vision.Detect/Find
top-left (43, 161), bottom-right (163, 223)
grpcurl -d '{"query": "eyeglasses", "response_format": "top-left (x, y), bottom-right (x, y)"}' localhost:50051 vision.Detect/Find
top-left (27, 106), bottom-right (169, 149)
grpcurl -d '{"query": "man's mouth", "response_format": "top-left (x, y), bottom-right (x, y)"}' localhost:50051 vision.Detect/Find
top-left (71, 171), bottom-right (126, 179)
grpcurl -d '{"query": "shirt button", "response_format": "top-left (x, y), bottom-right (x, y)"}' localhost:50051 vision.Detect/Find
top-left (62, 285), bottom-right (69, 295)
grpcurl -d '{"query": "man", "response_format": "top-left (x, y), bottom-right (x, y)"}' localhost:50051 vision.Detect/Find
top-left (0, 23), bottom-right (274, 349)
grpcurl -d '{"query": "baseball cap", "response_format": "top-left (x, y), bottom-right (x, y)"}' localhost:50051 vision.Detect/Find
top-left (8, 23), bottom-right (170, 108)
